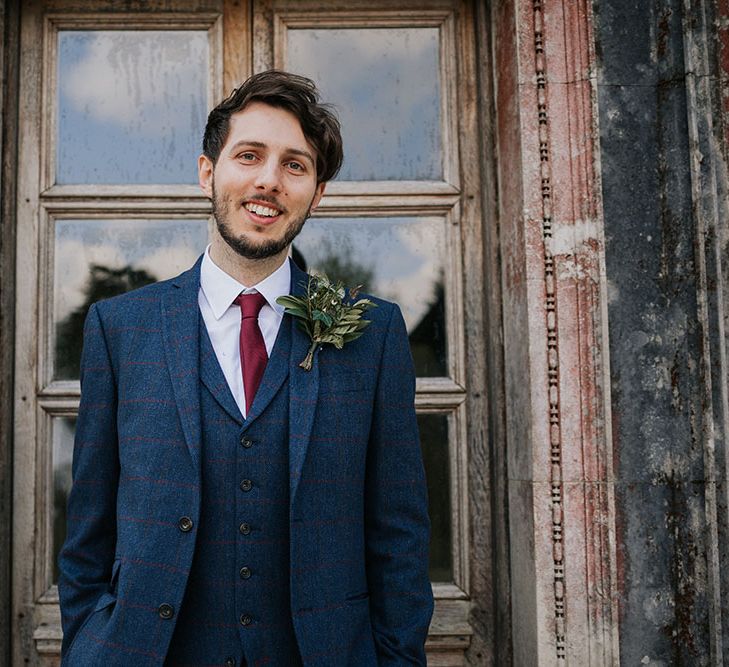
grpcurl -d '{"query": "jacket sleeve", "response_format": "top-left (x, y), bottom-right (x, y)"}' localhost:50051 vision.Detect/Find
top-left (365, 303), bottom-right (434, 665)
top-left (57, 303), bottom-right (119, 655)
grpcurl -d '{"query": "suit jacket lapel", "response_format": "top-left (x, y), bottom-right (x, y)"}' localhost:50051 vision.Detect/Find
top-left (288, 260), bottom-right (319, 503)
top-left (161, 257), bottom-right (203, 470)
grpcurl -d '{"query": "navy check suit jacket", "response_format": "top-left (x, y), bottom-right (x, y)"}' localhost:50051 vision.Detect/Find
top-left (58, 257), bottom-right (434, 665)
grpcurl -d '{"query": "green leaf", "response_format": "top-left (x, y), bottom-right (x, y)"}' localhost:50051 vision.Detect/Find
top-left (276, 295), bottom-right (306, 309)
top-left (283, 306), bottom-right (308, 319)
top-left (352, 298), bottom-right (376, 309)
top-left (312, 310), bottom-right (333, 327)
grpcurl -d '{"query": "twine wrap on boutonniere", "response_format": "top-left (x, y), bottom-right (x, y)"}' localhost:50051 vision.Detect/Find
top-left (276, 273), bottom-right (377, 371)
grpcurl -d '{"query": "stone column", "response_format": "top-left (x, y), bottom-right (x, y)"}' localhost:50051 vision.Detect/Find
top-left (493, 0), bottom-right (620, 663)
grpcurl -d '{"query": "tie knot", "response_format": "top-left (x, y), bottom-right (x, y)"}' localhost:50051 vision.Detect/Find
top-left (235, 292), bottom-right (267, 319)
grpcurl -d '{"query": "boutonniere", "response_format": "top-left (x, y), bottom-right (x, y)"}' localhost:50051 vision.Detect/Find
top-left (276, 273), bottom-right (377, 371)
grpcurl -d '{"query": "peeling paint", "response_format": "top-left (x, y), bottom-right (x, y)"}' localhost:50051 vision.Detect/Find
top-left (548, 218), bottom-right (601, 257)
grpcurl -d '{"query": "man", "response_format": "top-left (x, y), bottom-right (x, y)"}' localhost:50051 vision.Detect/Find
top-left (58, 70), bottom-right (433, 666)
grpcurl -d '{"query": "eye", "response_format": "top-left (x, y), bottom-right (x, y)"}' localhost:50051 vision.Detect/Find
top-left (238, 152), bottom-right (256, 162)
top-left (286, 161), bottom-right (305, 172)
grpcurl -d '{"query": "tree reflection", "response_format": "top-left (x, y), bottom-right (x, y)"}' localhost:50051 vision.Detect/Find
top-left (55, 264), bottom-right (158, 379)
top-left (409, 275), bottom-right (445, 376)
top-left (292, 240), bottom-right (375, 290)
top-left (293, 243), bottom-right (446, 376)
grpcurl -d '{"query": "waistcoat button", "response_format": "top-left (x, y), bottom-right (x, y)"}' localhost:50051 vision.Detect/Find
top-left (239, 522), bottom-right (251, 535)
top-left (158, 603), bottom-right (174, 619)
top-left (241, 436), bottom-right (253, 448)
top-left (240, 613), bottom-right (252, 626)
top-left (240, 479), bottom-right (252, 492)
top-left (239, 566), bottom-right (252, 579)
top-left (178, 516), bottom-right (193, 532)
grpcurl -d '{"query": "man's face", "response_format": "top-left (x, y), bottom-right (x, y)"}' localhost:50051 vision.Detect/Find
top-left (198, 101), bottom-right (325, 260)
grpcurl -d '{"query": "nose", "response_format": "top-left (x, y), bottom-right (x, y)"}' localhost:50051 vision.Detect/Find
top-left (254, 158), bottom-right (282, 192)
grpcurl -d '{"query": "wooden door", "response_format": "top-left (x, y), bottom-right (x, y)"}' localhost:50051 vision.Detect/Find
top-left (12, 1), bottom-right (484, 664)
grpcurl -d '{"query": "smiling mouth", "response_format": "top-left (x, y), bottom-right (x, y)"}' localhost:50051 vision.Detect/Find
top-left (244, 201), bottom-right (282, 218)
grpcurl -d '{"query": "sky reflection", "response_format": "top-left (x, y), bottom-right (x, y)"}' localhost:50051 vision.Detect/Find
top-left (293, 216), bottom-right (445, 332)
top-left (287, 27), bottom-right (442, 181)
top-left (54, 219), bottom-right (208, 323)
top-left (57, 30), bottom-right (208, 184)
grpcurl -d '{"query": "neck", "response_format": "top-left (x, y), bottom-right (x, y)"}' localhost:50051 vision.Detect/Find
top-left (209, 234), bottom-right (288, 287)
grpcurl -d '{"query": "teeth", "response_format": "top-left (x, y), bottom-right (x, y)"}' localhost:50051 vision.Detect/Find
top-left (245, 202), bottom-right (280, 217)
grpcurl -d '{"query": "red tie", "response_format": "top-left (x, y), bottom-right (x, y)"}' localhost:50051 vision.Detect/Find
top-left (234, 292), bottom-right (268, 415)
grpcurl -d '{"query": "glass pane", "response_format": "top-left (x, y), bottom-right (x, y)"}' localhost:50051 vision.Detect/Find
top-left (418, 413), bottom-right (452, 582)
top-left (53, 416), bottom-right (76, 583)
top-left (57, 30), bottom-right (209, 184)
top-left (292, 217), bottom-right (446, 376)
top-left (286, 27), bottom-right (442, 181)
top-left (54, 219), bottom-right (208, 380)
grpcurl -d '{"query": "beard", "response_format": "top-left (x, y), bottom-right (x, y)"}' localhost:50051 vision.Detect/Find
top-left (212, 182), bottom-right (311, 260)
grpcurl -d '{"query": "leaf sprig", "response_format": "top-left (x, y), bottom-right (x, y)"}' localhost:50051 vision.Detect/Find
top-left (276, 273), bottom-right (377, 370)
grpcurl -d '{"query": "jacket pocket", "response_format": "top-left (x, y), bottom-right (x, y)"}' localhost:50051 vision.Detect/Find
top-left (63, 560), bottom-right (120, 665)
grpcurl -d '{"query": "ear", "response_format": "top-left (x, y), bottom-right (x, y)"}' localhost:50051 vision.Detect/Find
top-left (310, 182), bottom-right (326, 212)
top-left (198, 154), bottom-right (214, 198)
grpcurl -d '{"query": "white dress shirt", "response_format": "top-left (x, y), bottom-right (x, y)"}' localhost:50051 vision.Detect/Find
top-left (198, 246), bottom-right (290, 417)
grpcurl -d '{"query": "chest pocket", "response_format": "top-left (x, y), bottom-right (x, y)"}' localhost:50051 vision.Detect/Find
top-left (318, 367), bottom-right (369, 394)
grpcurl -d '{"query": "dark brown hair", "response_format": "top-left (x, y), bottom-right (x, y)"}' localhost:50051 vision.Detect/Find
top-left (202, 70), bottom-right (343, 184)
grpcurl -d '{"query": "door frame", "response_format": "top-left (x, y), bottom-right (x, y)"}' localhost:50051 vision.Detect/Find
top-left (2, 1), bottom-right (506, 664)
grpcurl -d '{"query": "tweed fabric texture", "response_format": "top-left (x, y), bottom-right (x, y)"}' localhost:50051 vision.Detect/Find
top-left (165, 317), bottom-right (300, 665)
top-left (58, 257), bottom-right (433, 666)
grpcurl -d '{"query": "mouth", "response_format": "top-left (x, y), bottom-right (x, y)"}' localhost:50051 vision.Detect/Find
top-left (243, 200), bottom-right (283, 223)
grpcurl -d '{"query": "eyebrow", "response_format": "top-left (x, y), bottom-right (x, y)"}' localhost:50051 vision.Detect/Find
top-left (228, 140), bottom-right (316, 166)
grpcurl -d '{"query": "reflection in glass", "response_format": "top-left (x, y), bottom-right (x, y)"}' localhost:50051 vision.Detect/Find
top-left (418, 413), bottom-right (452, 582)
top-left (53, 416), bottom-right (76, 583)
top-left (54, 219), bottom-right (208, 379)
top-left (57, 30), bottom-right (208, 184)
top-left (287, 28), bottom-right (441, 181)
top-left (292, 217), bottom-right (447, 376)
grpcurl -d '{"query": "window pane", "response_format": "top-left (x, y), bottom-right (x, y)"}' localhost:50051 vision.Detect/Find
top-left (418, 413), bottom-right (452, 582)
top-left (286, 27), bottom-right (442, 181)
top-left (54, 219), bottom-right (208, 380)
top-left (52, 416), bottom-right (76, 583)
top-left (57, 30), bottom-right (209, 184)
top-left (292, 217), bottom-right (447, 376)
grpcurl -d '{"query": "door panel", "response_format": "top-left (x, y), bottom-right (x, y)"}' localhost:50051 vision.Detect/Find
top-left (14, 3), bottom-right (223, 663)
top-left (13, 1), bottom-right (482, 664)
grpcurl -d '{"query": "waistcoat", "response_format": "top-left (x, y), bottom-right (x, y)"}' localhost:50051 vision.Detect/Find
top-left (166, 314), bottom-right (301, 666)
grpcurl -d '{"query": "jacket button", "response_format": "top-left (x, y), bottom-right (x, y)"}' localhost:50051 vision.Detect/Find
top-left (158, 603), bottom-right (174, 619)
top-left (240, 613), bottom-right (252, 626)
top-left (239, 522), bottom-right (251, 535)
top-left (239, 479), bottom-right (252, 492)
top-left (225, 659), bottom-right (235, 667)
top-left (239, 566), bottom-right (252, 579)
top-left (178, 516), bottom-right (193, 532)
top-left (240, 436), bottom-right (253, 448)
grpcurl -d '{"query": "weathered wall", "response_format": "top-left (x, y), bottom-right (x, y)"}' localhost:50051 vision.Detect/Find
top-left (596, 0), bottom-right (729, 663)
top-left (493, 0), bottom-right (620, 663)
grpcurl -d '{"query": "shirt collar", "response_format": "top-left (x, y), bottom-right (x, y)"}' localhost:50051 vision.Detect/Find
top-left (200, 245), bottom-right (291, 320)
